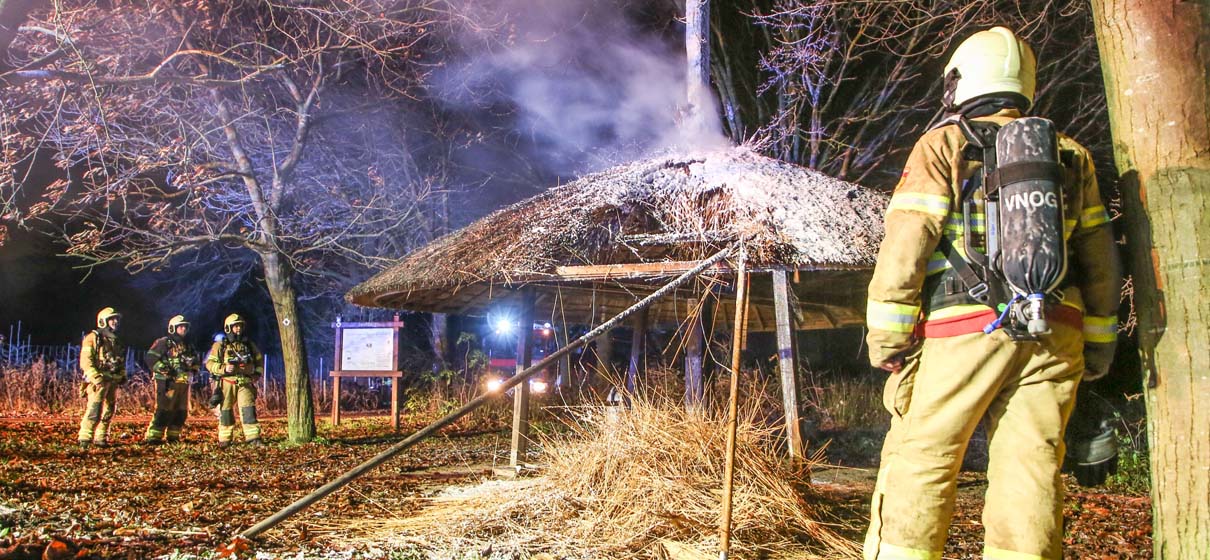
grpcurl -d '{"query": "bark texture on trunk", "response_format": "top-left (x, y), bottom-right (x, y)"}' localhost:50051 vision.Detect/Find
top-left (1091, 2), bottom-right (1210, 557)
top-left (262, 250), bottom-right (316, 444)
top-left (430, 313), bottom-right (448, 374)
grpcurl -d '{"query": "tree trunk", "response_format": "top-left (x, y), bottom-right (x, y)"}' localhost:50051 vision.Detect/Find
top-left (685, 0), bottom-right (720, 139)
top-left (430, 313), bottom-right (448, 375)
top-left (1091, 2), bottom-right (1210, 557)
top-left (261, 249), bottom-right (316, 444)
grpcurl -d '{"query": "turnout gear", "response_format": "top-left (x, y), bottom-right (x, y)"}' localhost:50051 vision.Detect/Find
top-left (77, 310), bottom-right (127, 445)
top-left (143, 322), bottom-right (197, 443)
top-left (864, 27), bottom-right (1121, 560)
top-left (206, 326), bottom-right (264, 444)
top-left (942, 26), bottom-right (1036, 110)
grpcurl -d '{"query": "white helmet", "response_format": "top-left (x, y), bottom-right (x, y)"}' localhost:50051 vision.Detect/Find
top-left (943, 26), bottom-right (1036, 109)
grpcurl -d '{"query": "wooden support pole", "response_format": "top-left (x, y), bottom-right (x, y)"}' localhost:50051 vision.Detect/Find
top-left (685, 292), bottom-right (707, 411)
top-left (331, 324), bottom-right (344, 426)
top-left (235, 248), bottom-right (734, 541)
top-left (720, 249), bottom-right (748, 560)
top-left (625, 307), bottom-right (649, 395)
top-left (772, 269), bottom-right (805, 460)
top-left (510, 289), bottom-right (536, 468)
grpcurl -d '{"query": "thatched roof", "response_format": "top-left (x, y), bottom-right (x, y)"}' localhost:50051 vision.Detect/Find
top-left (347, 146), bottom-right (888, 331)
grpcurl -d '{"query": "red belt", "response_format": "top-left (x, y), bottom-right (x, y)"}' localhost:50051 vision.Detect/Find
top-left (919, 304), bottom-right (1083, 338)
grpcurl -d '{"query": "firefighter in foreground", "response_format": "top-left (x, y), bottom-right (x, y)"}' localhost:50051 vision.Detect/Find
top-left (863, 27), bottom-right (1120, 560)
top-left (206, 314), bottom-right (265, 447)
top-left (77, 307), bottom-right (127, 448)
top-left (142, 315), bottom-right (196, 445)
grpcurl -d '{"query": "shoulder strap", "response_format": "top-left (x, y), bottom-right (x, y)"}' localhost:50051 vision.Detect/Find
top-left (936, 236), bottom-right (990, 303)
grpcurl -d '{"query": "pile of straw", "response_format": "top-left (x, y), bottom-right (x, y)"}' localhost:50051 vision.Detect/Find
top-left (337, 397), bottom-right (859, 559)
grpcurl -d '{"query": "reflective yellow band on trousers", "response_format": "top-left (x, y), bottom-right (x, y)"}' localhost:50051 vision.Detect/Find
top-left (888, 192), bottom-right (951, 217)
top-left (984, 545), bottom-right (1047, 560)
top-left (1083, 314), bottom-right (1117, 344)
top-left (868, 542), bottom-right (942, 560)
top-left (867, 300), bottom-right (920, 333)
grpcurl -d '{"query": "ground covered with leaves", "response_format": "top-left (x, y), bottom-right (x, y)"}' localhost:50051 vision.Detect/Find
top-left (0, 414), bottom-right (512, 559)
top-left (0, 413), bottom-right (1153, 559)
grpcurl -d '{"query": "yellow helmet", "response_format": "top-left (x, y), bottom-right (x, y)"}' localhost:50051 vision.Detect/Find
top-left (943, 26), bottom-right (1036, 109)
top-left (223, 313), bottom-right (246, 334)
top-left (167, 315), bottom-right (189, 334)
top-left (96, 307), bottom-right (121, 329)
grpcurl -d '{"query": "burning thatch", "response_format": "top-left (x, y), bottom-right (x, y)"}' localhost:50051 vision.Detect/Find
top-left (347, 146), bottom-right (887, 328)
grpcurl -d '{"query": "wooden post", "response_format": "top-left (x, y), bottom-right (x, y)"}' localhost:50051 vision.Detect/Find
top-left (557, 319), bottom-right (572, 395)
top-left (331, 324), bottom-right (344, 426)
top-left (391, 316), bottom-right (402, 431)
top-left (772, 269), bottom-right (805, 460)
top-left (510, 290), bottom-right (536, 468)
top-left (625, 307), bottom-right (649, 396)
top-left (720, 251), bottom-right (748, 559)
top-left (684, 292), bottom-right (707, 411)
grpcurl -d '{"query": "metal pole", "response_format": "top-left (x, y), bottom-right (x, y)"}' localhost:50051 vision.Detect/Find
top-left (237, 247), bottom-right (733, 540)
top-left (719, 248), bottom-right (748, 560)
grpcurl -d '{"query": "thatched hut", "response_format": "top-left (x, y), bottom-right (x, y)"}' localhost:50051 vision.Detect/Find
top-left (348, 146), bottom-right (885, 329)
top-left (347, 146), bottom-right (886, 463)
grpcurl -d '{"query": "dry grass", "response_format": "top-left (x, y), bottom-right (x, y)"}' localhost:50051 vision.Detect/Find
top-left (801, 372), bottom-right (888, 430)
top-left (329, 390), bottom-right (860, 559)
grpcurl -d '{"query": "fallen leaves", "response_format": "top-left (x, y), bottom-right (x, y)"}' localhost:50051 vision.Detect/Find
top-left (0, 415), bottom-right (502, 558)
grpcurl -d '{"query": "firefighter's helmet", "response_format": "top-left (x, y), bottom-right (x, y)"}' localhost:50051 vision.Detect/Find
top-left (223, 314), bottom-right (246, 334)
top-left (167, 315), bottom-right (189, 334)
top-left (943, 26), bottom-right (1036, 109)
top-left (96, 307), bottom-right (121, 329)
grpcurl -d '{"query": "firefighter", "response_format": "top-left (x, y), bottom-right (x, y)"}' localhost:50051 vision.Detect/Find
top-left (77, 307), bottom-right (128, 448)
top-left (205, 314), bottom-right (265, 447)
top-left (863, 27), bottom-right (1120, 560)
top-left (142, 315), bottom-right (197, 445)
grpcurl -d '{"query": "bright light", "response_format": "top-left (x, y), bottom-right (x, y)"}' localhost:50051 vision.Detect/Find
top-left (541, 328), bottom-right (552, 337)
top-left (485, 377), bottom-right (504, 393)
top-left (493, 318), bottom-right (514, 335)
top-left (530, 379), bottom-right (549, 394)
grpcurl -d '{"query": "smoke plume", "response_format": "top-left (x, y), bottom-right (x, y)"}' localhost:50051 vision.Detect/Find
top-left (439, 0), bottom-right (727, 178)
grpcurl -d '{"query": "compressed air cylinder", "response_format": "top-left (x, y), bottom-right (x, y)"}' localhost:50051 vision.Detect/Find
top-left (994, 117), bottom-right (1067, 334)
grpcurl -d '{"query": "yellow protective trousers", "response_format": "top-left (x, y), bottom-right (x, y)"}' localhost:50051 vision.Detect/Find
top-left (78, 381), bottom-right (118, 443)
top-left (145, 379), bottom-right (189, 442)
top-left (864, 323), bottom-right (1083, 560)
top-left (217, 379), bottom-right (260, 443)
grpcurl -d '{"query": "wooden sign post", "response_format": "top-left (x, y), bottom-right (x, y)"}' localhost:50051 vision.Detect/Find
top-left (330, 314), bottom-right (406, 430)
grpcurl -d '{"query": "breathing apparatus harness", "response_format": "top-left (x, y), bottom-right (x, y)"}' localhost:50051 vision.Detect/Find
top-left (929, 96), bottom-right (1072, 341)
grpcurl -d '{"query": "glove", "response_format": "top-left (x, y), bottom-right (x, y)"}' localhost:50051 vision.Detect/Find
top-left (1083, 341), bottom-right (1116, 381)
top-left (208, 391), bottom-right (224, 408)
top-left (1064, 384), bottom-right (1119, 487)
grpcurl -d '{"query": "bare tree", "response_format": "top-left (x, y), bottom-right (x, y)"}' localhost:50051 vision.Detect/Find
top-left (711, 0), bottom-right (1109, 188)
top-left (0, 0), bottom-right (450, 442)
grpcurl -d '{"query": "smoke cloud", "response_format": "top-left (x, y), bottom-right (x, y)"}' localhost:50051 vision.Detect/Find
top-left (438, 0), bottom-right (727, 178)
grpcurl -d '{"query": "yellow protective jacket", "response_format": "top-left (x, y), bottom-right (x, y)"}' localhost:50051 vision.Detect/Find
top-left (205, 337), bottom-right (264, 381)
top-left (80, 329), bottom-right (127, 384)
top-left (866, 109), bottom-right (1121, 367)
top-left (145, 335), bottom-right (196, 382)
